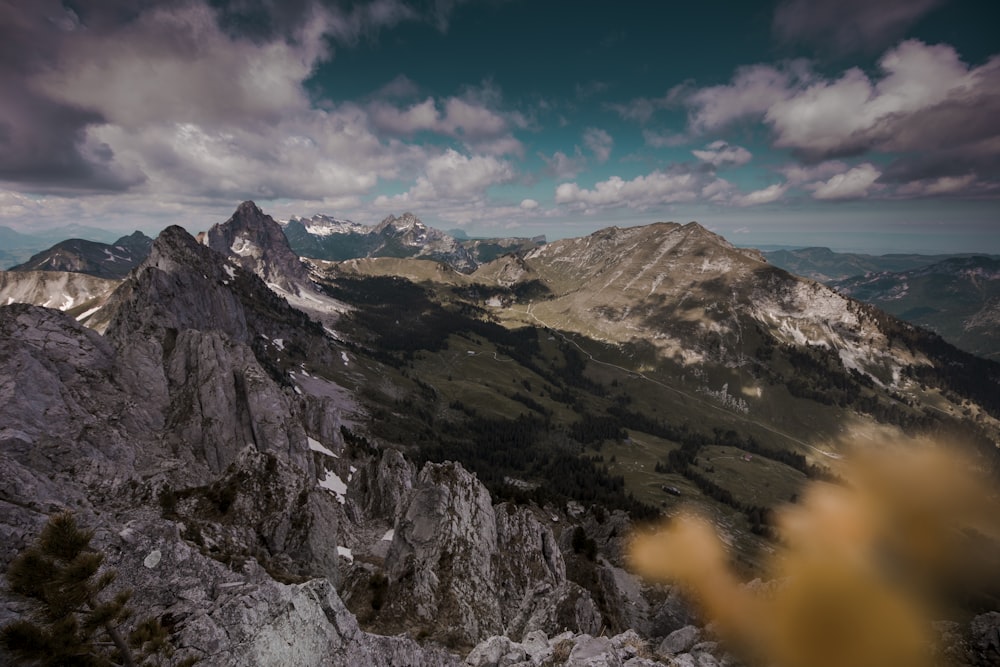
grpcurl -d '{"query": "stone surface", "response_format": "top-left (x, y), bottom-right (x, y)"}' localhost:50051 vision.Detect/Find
top-left (658, 625), bottom-right (702, 655)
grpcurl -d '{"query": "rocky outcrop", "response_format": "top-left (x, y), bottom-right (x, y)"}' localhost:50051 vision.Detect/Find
top-left (207, 200), bottom-right (311, 294)
top-left (382, 462), bottom-right (601, 647)
top-left (465, 629), bottom-right (669, 667)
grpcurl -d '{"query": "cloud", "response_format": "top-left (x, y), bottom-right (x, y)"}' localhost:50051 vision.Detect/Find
top-left (685, 40), bottom-right (1000, 197)
top-left (734, 183), bottom-right (788, 206)
top-left (687, 63), bottom-right (808, 133)
top-left (519, 198), bottom-right (539, 210)
top-left (773, 0), bottom-right (944, 54)
top-left (375, 149), bottom-right (514, 205)
top-left (367, 86), bottom-right (524, 155)
top-left (555, 169), bottom-right (726, 210)
top-left (606, 84), bottom-right (688, 124)
top-left (583, 128), bottom-right (614, 163)
top-left (0, 0), bottom-right (473, 200)
top-left (895, 174), bottom-right (981, 197)
top-left (374, 74), bottom-right (422, 99)
top-left (808, 163), bottom-right (882, 200)
top-left (692, 141), bottom-right (752, 167)
top-left (575, 80), bottom-right (610, 99)
top-left (643, 129), bottom-right (690, 149)
top-left (780, 160), bottom-right (850, 185)
top-left (541, 150), bottom-right (586, 180)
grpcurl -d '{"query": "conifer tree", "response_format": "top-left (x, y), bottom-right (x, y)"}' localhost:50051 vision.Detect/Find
top-left (0, 512), bottom-right (195, 666)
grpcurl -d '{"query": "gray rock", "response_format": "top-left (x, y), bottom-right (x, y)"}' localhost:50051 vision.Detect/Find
top-left (566, 635), bottom-right (622, 666)
top-left (970, 611), bottom-right (1000, 664)
top-left (464, 635), bottom-right (527, 667)
top-left (658, 625), bottom-right (701, 655)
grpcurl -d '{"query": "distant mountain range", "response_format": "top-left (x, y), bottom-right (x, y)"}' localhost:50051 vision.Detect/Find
top-left (6, 219), bottom-right (1000, 360)
top-left (831, 256), bottom-right (1000, 361)
top-left (282, 212), bottom-right (544, 271)
top-left (0, 224), bottom-right (127, 268)
top-left (9, 231), bottom-right (153, 279)
top-left (761, 246), bottom-right (996, 282)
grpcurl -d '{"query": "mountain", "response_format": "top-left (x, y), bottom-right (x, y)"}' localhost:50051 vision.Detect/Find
top-left (2, 203), bottom-right (998, 665)
top-left (762, 246), bottom-right (993, 282)
top-left (831, 256), bottom-right (1000, 361)
top-left (0, 270), bottom-right (119, 324)
top-left (282, 212), bottom-right (543, 272)
top-left (9, 231), bottom-right (153, 278)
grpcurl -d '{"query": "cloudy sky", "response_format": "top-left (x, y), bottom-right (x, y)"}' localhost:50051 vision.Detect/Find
top-left (2, 0), bottom-right (998, 252)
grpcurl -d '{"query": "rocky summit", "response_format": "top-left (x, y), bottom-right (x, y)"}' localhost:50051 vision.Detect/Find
top-left (2, 202), bottom-right (999, 666)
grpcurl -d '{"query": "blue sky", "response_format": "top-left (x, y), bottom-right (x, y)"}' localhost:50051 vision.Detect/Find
top-left (1, 0), bottom-right (998, 253)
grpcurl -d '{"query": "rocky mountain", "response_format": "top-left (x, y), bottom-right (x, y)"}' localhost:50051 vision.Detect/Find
top-left (206, 201), bottom-right (311, 294)
top-left (9, 231), bottom-right (154, 278)
top-left (0, 269), bottom-right (119, 324)
top-left (282, 211), bottom-right (544, 272)
top-left (762, 246), bottom-right (997, 283)
top-left (831, 256), bottom-right (1000, 361)
top-left (2, 203), bottom-right (999, 666)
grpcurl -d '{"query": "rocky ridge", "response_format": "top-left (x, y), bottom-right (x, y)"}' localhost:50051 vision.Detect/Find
top-left (9, 230), bottom-right (153, 279)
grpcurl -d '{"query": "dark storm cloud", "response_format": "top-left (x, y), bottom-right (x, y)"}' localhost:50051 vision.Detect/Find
top-left (773, 0), bottom-right (944, 55)
top-left (0, 1), bottom-right (154, 192)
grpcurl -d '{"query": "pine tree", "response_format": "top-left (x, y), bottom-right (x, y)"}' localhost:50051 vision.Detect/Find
top-left (1, 512), bottom-right (195, 666)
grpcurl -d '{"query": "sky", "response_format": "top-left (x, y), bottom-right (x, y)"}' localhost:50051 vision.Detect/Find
top-left (1, 0), bottom-right (999, 253)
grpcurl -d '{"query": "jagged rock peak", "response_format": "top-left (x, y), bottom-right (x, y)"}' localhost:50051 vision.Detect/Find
top-left (375, 211), bottom-right (426, 234)
top-left (207, 201), bottom-right (309, 291)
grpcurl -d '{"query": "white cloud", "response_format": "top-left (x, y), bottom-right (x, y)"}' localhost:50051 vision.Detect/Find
top-left (520, 198), bottom-right (539, 210)
top-left (369, 98), bottom-right (440, 134)
top-left (808, 163), bottom-right (882, 199)
top-left (367, 90), bottom-right (523, 155)
top-left (541, 150), bottom-right (586, 180)
top-left (375, 149), bottom-right (514, 205)
top-left (687, 62), bottom-right (808, 133)
top-left (583, 128), bottom-right (614, 163)
top-left (896, 174), bottom-right (978, 197)
top-left (555, 171), bottom-right (710, 210)
top-left (692, 141), bottom-right (752, 167)
top-left (734, 183), bottom-right (788, 206)
top-left (780, 160), bottom-right (850, 185)
top-left (682, 40), bottom-right (1000, 196)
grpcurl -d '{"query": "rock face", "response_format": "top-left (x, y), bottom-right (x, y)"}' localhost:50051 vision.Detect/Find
top-left (207, 200), bottom-right (311, 294)
top-left (382, 462), bottom-right (600, 647)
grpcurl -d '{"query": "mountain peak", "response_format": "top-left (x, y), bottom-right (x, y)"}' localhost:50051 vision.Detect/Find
top-left (207, 202), bottom-right (309, 292)
top-left (235, 200), bottom-right (264, 218)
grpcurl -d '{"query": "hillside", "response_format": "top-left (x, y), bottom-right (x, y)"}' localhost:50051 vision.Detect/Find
top-left (9, 231), bottom-right (153, 278)
top-left (832, 256), bottom-right (1000, 361)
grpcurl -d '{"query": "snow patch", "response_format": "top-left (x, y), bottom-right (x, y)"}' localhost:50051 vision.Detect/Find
top-left (76, 306), bottom-right (101, 321)
top-left (319, 469), bottom-right (347, 503)
top-left (341, 351), bottom-right (349, 365)
top-left (273, 338), bottom-right (285, 351)
top-left (307, 436), bottom-right (338, 458)
top-left (337, 546), bottom-right (354, 562)
top-left (223, 264), bottom-right (236, 279)
top-left (381, 529), bottom-right (395, 542)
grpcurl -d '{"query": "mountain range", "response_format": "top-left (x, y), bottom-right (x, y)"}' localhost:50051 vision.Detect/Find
top-left (281, 212), bottom-right (544, 271)
top-left (761, 246), bottom-right (997, 283)
top-left (1, 202), bottom-right (998, 665)
top-left (831, 256), bottom-right (1000, 361)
